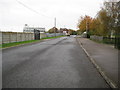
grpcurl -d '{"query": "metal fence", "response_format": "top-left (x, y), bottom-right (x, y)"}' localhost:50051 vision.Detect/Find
top-left (45, 33), bottom-right (65, 37)
top-left (90, 35), bottom-right (103, 42)
top-left (90, 35), bottom-right (120, 49)
top-left (103, 37), bottom-right (115, 44)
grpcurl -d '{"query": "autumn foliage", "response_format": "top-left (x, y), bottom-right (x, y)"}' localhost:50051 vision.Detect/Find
top-left (77, 0), bottom-right (119, 37)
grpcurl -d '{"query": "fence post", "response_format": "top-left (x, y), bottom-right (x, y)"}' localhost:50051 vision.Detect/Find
top-left (28, 33), bottom-right (29, 40)
top-left (1, 32), bottom-right (3, 44)
top-left (9, 32), bottom-right (11, 43)
top-left (25, 33), bottom-right (26, 41)
top-left (16, 32), bottom-right (17, 42)
top-left (21, 33), bottom-right (23, 41)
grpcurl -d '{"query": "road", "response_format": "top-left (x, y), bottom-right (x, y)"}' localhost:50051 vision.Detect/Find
top-left (2, 36), bottom-right (110, 88)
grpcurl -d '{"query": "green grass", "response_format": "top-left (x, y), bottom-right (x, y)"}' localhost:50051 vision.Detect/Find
top-left (1, 35), bottom-right (65, 49)
top-left (1, 40), bottom-right (40, 49)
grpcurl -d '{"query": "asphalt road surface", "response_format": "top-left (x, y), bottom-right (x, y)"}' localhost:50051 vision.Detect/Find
top-left (2, 36), bottom-right (110, 88)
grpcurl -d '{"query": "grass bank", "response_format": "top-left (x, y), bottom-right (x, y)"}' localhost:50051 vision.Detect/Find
top-left (1, 35), bottom-right (65, 49)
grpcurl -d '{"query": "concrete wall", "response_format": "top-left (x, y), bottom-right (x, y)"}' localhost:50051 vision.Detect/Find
top-left (1, 32), bottom-right (34, 44)
top-left (0, 32), bottom-right (64, 44)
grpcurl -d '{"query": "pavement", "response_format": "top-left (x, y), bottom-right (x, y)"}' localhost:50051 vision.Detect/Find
top-left (76, 37), bottom-right (118, 88)
top-left (2, 36), bottom-right (110, 88)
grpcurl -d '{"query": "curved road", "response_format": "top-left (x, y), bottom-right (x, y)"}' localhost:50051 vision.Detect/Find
top-left (3, 36), bottom-right (110, 88)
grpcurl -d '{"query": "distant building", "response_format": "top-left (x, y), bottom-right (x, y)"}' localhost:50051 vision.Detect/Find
top-left (23, 24), bottom-right (45, 33)
top-left (60, 28), bottom-right (70, 35)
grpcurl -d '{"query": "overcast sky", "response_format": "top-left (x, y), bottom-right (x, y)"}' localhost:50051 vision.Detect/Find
top-left (0, 0), bottom-right (105, 32)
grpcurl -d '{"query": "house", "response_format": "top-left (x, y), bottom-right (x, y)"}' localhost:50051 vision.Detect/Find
top-left (59, 28), bottom-right (70, 35)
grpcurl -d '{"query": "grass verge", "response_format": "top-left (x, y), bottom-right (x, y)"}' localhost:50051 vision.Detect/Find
top-left (1, 35), bottom-right (65, 49)
top-left (1, 40), bottom-right (40, 49)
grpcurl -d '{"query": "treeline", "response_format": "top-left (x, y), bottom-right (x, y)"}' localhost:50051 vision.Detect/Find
top-left (47, 27), bottom-right (77, 35)
top-left (77, 0), bottom-right (120, 38)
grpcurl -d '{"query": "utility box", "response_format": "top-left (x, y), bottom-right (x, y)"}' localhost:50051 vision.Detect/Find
top-left (34, 29), bottom-right (40, 40)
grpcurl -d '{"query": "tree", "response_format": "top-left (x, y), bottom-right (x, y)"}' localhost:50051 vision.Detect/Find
top-left (68, 29), bottom-right (77, 35)
top-left (96, 9), bottom-right (111, 36)
top-left (89, 18), bottom-right (101, 36)
top-left (77, 15), bottom-right (94, 36)
top-left (76, 30), bottom-right (82, 35)
top-left (48, 27), bottom-right (59, 33)
top-left (103, 0), bottom-right (120, 49)
top-left (77, 0), bottom-right (119, 40)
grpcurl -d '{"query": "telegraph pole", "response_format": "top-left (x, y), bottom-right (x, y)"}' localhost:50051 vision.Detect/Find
top-left (54, 17), bottom-right (56, 28)
top-left (86, 17), bottom-right (89, 38)
top-left (54, 17), bottom-right (56, 37)
top-left (86, 18), bottom-right (88, 38)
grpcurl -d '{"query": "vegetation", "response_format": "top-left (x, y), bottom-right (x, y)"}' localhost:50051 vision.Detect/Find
top-left (1, 40), bottom-right (40, 49)
top-left (77, 13), bottom-right (111, 36)
top-left (47, 27), bottom-right (59, 33)
top-left (77, 0), bottom-right (120, 49)
top-left (68, 29), bottom-right (77, 35)
top-left (77, 0), bottom-right (119, 37)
